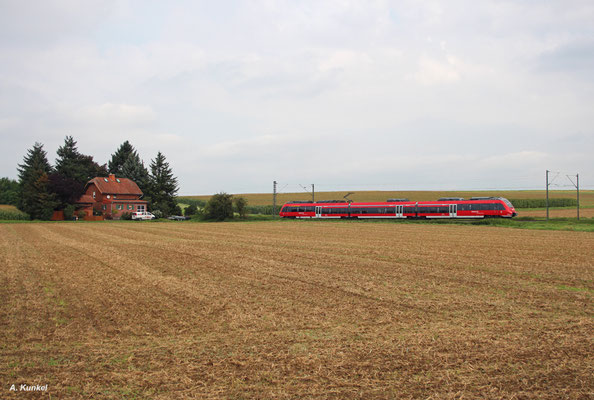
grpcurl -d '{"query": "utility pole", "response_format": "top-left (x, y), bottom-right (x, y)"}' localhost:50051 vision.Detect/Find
top-left (273, 180), bottom-right (277, 218)
top-left (567, 173), bottom-right (580, 221)
top-left (546, 170), bottom-right (549, 221)
top-left (312, 184), bottom-right (315, 203)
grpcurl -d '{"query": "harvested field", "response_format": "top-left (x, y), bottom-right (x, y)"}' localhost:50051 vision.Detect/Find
top-left (1, 221), bottom-right (593, 399)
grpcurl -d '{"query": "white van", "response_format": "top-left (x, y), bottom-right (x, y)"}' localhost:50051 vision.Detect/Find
top-left (131, 211), bottom-right (156, 220)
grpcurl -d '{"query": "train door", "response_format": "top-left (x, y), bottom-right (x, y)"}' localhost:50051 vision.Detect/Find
top-left (315, 206), bottom-right (322, 218)
top-left (396, 205), bottom-right (404, 218)
top-left (449, 204), bottom-right (457, 218)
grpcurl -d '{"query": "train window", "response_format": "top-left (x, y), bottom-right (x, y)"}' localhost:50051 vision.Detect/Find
top-left (438, 206), bottom-right (448, 213)
top-left (404, 207), bottom-right (415, 214)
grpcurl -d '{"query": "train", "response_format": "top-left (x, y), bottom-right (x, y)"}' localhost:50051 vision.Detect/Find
top-left (279, 197), bottom-right (517, 219)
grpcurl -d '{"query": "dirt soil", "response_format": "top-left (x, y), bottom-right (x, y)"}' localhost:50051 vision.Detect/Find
top-left (1, 221), bottom-right (592, 399)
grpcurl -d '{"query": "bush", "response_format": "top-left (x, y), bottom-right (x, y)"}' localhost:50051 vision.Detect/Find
top-left (234, 197), bottom-right (248, 218)
top-left (173, 204), bottom-right (182, 216)
top-left (184, 204), bottom-right (198, 216)
top-left (120, 212), bottom-right (132, 220)
top-left (63, 204), bottom-right (75, 220)
top-left (77, 210), bottom-right (87, 220)
top-left (204, 192), bottom-right (234, 221)
top-left (152, 210), bottom-right (163, 219)
top-left (104, 212), bottom-right (113, 220)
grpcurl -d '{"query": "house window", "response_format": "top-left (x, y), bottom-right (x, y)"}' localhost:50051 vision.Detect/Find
top-left (102, 205), bottom-right (106, 210)
top-left (93, 191), bottom-right (96, 199)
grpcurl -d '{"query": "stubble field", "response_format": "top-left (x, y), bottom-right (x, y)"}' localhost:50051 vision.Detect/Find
top-left (1, 221), bottom-right (593, 399)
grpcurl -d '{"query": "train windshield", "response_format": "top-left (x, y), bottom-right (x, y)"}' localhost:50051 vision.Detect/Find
top-left (500, 198), bottom-right (514, 208)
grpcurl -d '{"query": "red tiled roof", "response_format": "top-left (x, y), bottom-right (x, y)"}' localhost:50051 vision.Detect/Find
top-left (76, 195), bottom-right (95, 204)
top-left (87, 175), bottom-right (143, 196)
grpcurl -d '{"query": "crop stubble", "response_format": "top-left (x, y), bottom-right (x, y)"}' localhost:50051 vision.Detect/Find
top-left (0, 221), bottom-right (592, 399)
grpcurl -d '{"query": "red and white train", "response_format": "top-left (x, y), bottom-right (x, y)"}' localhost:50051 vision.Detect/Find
top-left (279, 197), bottom-right (517, 219)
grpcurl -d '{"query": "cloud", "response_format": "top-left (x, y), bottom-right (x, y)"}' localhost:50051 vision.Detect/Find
top-left (74, 103), bottom-right (155, 127)
top-left (1, 1), bottom-right (594, 192)
top-left (413, 55), bottom-right (460, 85)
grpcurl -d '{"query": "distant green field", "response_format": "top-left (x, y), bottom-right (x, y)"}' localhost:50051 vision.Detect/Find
top-left (183, 190), bottom-right (593, 207)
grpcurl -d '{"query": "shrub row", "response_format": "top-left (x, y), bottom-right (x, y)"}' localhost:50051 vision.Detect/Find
top-left (245, 205), bottom-right (276, 215)
top-left (509, 198), bottom-right (577, 208)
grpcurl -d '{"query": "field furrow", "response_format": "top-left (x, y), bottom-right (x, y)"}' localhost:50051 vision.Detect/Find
top-left (1, 221), bottom-right (592, 399)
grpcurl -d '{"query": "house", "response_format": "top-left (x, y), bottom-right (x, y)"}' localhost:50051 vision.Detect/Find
top-left (75, 174), bottom-right (148, 220)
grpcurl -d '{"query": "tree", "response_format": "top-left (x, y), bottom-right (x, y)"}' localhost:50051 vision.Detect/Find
top-left (0, 177), bottom-right (19, 205)
top-left (108, 140), bottom-right (135, 175)
top-left (17, 143), bottom-right (57, 220)
top-left (121, 152), bottom-right (150, 194)
top-left (148, 152), bottom-right (178, 217)
top-left (204, 193), bottom-right (233, 221)
top-left (52, 136), bottom-right (108, 207)
top-left (234, 196), bottom-right (248, 218)
top-left (184, 204), bottom-right (198, 217)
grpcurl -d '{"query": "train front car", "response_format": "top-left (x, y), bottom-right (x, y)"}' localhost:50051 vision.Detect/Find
top-left (457, 197), bottom-right (517, 218)
top-left (499, 197), bottom-right (517, 217)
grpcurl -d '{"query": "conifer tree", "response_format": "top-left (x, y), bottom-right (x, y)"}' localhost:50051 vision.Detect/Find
top-left (51, 136), bottom-right (107, 207)
top-left (121, 152), bottom-right (150, 194)
top-left (108, 140), bottom-right (135, 174)
top-left (17, 143), bottom-right (57, 220)
top-left (148, 152), bottom-right (178, 216)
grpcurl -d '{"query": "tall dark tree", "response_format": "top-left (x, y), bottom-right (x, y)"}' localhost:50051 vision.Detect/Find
top-left (121, 152), bottom-right (150, 194)
top-left (51, 136), bottom-right (108, 208)
top-left (0, 177), bottom-right (19, 205)
top-left (108, 141), bottom-right (135, 174)
top-left (148, 152), bottom-right (178, 216)
top-left (17, 143), bottom-right (57, 220)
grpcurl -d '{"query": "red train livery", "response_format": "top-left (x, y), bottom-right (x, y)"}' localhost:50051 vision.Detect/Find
top-left (279, 197), bottom-right (517, 219)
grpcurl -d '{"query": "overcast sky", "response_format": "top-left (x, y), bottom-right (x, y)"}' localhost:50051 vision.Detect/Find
top-left (1, 0), bottom-right (593, 195)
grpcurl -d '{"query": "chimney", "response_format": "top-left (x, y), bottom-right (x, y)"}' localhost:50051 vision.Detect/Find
top-left (109, 174), bottom-right (116, 181)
